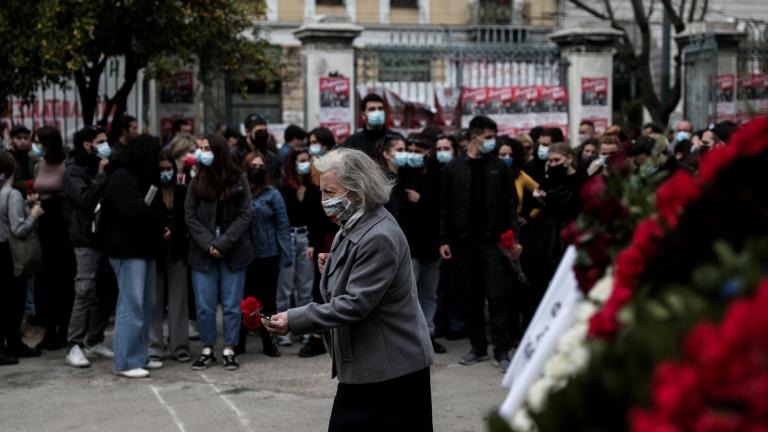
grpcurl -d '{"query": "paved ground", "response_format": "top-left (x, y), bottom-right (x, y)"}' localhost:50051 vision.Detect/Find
top-left (0, 322), bottom-right (507, 432)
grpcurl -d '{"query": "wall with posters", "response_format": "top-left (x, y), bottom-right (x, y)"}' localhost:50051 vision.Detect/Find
top-left (319, 76), bottom-right (352, 142)
top-left (4, 56), bottom-right (144, 144)
top-left (158, 71), bottom-right (197, 138)
top-left (580, 77), bottom-right (610, 135)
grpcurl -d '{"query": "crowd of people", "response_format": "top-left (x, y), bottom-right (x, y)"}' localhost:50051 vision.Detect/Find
top-left (0, 93), bottom-right (737, 378)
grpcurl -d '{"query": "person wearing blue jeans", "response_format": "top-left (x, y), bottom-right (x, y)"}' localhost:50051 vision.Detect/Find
top-left (110, 258), bottom-right (156, 372)
top-left (101, 133), bottom-right (166, 378)
top-left (185, 134), bottom-right (254, 371)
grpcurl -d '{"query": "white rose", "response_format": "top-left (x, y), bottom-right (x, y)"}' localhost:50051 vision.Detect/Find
top-left (588, 271), bottom-right (614, 303)
top-left (567, 345), bottom-right (590, 374)
top-left (557, 323), bottom-right (587, 353)
top-left (527, 377), bottom-right (554, 413)
top-left (544, 353), bottom-right (570, 381)
top-left (512, 409), bottom-right (537, 432)
top-left (575, 302), bottom-right (598, 322)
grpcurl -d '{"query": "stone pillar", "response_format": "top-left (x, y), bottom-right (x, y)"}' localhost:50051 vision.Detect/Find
top-left (675, 22), bottom-right (747, 126)
top-left (294, 17), bottom-right (363, 134)
top-left (551, 27), bottom-right (623, 148)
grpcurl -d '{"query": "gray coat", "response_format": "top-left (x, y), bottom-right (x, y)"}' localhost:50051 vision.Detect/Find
top-left (0, 184), bottom-right (37, 243)
top-left (185, 174), bottom-right (255, 272)
top-left (288, 206), bottom-right (435, 384)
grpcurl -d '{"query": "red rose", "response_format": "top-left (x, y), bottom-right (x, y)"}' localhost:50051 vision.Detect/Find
top-left (652, 362), bottom-right (703, 424)
top-left (629, 409), bottom-right (680, 432)
top-left (561, 221), bottom-right (579, 245)
top-left (699, 143), bottom-right (738, 183)
top-left (574, 266), bottom-right (603, 293)
top-left (499, 230), bottom-right (516, 250)
top-left (656, 170), bottom-right (702, 227)
top-left (732, 116), bottom-right (768, 157)
top-left (580, 175), bottom-right (607, 215)
top-left (692, 410), bottom-right (746, 432)
top-left (588, 307), bottom-right (619, 339)
top-left (631, 218), bottom-right (664, 257)
top-left (615, 246), bottom-right (645, 281)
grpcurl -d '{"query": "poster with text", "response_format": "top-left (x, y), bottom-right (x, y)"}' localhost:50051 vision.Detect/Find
top-left (434, 85), bottom-right (461, 129)
top-left (320, 122), bottom-right (351, 144)
top-left (319, 76), bottom-right (351, 124)
top-left (716, 74), bottom-right (736, 122)
top-left (581, 77), bottom-right (609, 130)
top-left (737, 73), bottom-right (768, 123)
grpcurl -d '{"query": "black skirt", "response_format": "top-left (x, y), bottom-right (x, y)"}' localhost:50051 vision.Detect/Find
top-left (328, 367), bottom-right (433, 432)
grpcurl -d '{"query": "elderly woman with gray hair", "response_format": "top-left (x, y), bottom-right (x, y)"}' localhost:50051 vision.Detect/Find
top-left (264, 147), bottom-right (435, 431)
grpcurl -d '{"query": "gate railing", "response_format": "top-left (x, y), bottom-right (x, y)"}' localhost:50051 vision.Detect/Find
top-left (682, 32), bottom-right (718, 129)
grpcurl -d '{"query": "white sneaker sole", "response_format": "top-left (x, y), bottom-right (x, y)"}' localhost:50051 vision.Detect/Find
top-left (65, 358), bottom-right (91, 368)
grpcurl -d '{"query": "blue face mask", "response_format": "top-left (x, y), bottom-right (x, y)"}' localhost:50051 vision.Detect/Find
top-left (481, 138), bottom-right (496, 154)
top-left (198, 150), bottom-right (214, 167)
top-left (537, 145), bottom-right (550, 160)
top-left (436, 150), bottom-right (454, 164)
top-left (500, 156), bottom-right (513, 167)
top-left (598, 154), bottom-right (608, 166)
top-left (95, 142), bottom-right (111, 160)
top-left (309, 144), bottom-right (323, 156)
top-left (407, 152), bottom-right (425, 168)
top-left (160, 170), bottom-right (174, 184)
top-left (296, 161), bottom-right (311, 175)
top-left (31, 143), bottom-right (43, 157)
top-left (366, 110), bottom-right (386, 127)
top-left (675, 131), bottom-right (691, 142)
top-left (393, 151), bottom-right (409, 167)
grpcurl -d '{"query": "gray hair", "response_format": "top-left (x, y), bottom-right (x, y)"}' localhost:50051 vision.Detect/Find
top-left (314, 147), bottom-right (394, 210)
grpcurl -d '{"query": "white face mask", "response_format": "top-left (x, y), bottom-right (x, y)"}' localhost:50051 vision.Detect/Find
top-left (321, 192), bottom-right (357, 224)
top-left (537, 145), bottom-right (550, 160)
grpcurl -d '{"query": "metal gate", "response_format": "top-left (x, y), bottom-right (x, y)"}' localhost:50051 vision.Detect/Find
top-left (355, 26), bottom-right (565, 129)
top-left (682, 33), bottom-right (718, 128)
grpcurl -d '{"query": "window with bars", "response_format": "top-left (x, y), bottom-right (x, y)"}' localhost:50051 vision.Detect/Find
top-left (378, 53), bottom-right (431, 82)
top-left (391, 0), bottom-right (418, 8)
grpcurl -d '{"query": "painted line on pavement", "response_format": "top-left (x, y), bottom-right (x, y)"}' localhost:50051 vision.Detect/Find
top-left (149, 384), bottom-right (187, 432)
top-left (199, 372), bottom-right (255, 432)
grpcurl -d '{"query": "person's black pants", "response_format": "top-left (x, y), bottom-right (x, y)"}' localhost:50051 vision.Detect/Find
top-left (329, 367), bottom-right (432, 432)
top-left (0, 242), bottom-right (27, 350)
top-left (238, 255), bottom-right (279, 352)
top-left (452, 242), bottom-right (512, 355)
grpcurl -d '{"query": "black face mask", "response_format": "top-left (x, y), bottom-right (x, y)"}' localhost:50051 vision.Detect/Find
top-left (248, 167), bottom-right (266, 185)
top-left (546, 164), bottom-right (568, 183)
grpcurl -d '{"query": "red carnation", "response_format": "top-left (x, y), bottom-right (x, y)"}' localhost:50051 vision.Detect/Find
top-left (615, 246), bottom-right (646, 281)
top-left (732, 116), bottom-right (768, 157)
top-left (692, 410), bottom-right (747, 432)
top-left (574, 266), bottom-right (603, 293)
top-left (499, 230), bottom-right (517, 250)
top-left (580, 175), bottom-right (607, 215)
top-left (699, 143), bottom-right (738, 183)
top-left (240, 296), bottom-right (264, 330)
top-left (588, 307), bottom-right (619, 339)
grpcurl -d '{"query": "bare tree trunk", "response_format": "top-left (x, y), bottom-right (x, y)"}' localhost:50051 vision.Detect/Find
top-left (75, 57), bottom-right (107, 126)
top-left (99, 52), bottom-right (140, 138)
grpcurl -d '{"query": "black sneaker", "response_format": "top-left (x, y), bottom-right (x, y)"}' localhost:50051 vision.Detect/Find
top-left (0, 351), bottom-right (19, 366)
top-left (459, 348), bottom-right (488, 365)
top-left (222, 352), bottom-right (239, 371)
top-left (192, 351), bottom-right (216, 370)
top-left (431, 338), bottom-right (447, 354)
top-left (6, 341), bottom-right (42, 358)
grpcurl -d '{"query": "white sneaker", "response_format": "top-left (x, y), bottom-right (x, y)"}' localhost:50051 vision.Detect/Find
top-left (277, 335), bottom-right (293, 347)
top-left (116, 368), bottom-right (150, 378)
top-left (146, 358), bottom-right (164, 369)
top-left (84, 343), bottom-right (114, 359)
top-left (65, 345), bottom-right (91, 368)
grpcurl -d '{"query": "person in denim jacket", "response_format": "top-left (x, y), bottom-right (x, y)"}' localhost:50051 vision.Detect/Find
top-left (236, 150), bottom-right (292, 356)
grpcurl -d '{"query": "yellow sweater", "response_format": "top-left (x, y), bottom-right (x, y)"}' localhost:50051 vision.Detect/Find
top-left (515, 171), bottom-right (540, 218)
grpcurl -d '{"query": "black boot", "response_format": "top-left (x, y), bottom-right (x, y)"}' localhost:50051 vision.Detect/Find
top-left (298, 335), bottom-right (326, 358)
top-left (0, 350), bottom-right (19, 366)
top-left (261, 329), bottom-right (280, 357)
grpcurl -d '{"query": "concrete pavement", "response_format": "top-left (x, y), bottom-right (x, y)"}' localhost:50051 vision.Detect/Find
top-left (0, 325), bottom-right (507, 432)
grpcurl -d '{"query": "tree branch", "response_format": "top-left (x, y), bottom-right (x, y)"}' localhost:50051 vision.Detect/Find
top-left (660, 0), bottom-right (686, 33)
top-left (678, 0), bottom-right (687, 18)
top-left (699, 0), bottom-right (709, 20)
top-left (688, 0), bottom-right (698, 22)
top-left (646, 0), bottom-right (656, 21)
top-left (567, 0), bottom-right (608, 20)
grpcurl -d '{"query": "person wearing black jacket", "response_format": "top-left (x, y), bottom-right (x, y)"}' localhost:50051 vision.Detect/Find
top-left (439, 116), bottom-right (519, 372)
top-left (521, 143), bottom-right (585, 330)
top-left (343, 93), bottom-right (395, 158)
top-left (63, 126), bottom-right (114, 368)
top-left (524, 127), bottom-right (563, 183)
top-left (148, 150), bottom-right (191, 364)
top-left (399, 134), bottom-right (446, 354)
top-left (101, 134), bottom-right (166, 378)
